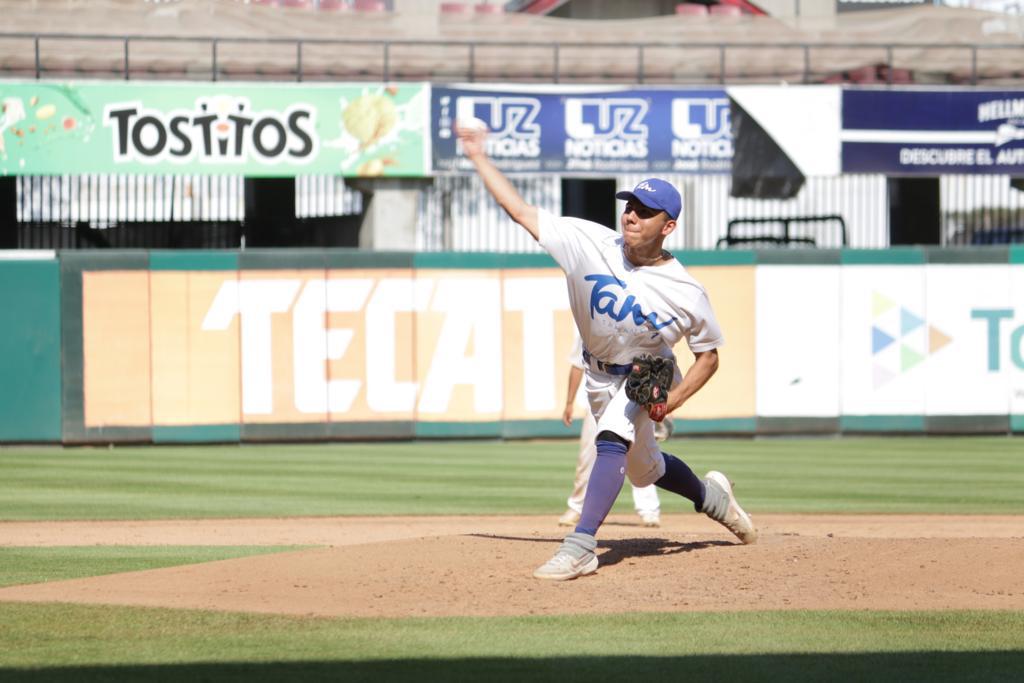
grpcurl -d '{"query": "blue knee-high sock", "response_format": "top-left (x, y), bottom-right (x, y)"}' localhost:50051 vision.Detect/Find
top-left (655, 452), bottom-right (706, 512)
top-left (575, 438), bottom-right (628, 536)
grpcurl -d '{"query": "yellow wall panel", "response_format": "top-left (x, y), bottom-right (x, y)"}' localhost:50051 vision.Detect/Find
top-left (678, 265), bottom-right (756, 419)
top-left (150, 272), bottom-right (241, 426)
top-left (82, 271), bottom-right (152, 427)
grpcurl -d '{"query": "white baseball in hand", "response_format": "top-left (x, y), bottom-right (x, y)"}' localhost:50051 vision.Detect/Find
top-left (456, 116), bottom-right (488, 132)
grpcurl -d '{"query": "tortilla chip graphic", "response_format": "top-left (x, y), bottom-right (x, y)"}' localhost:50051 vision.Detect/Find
top-left (358, 158), bottom-right (384, 176)
top-left (342, 94), bottom-right (396, 149)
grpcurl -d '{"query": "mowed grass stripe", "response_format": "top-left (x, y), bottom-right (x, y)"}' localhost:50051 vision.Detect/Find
top-left (0, 604), bottom-right (1022, 669)
top-left (1, 437), bottom-right (1022, 520)
top-left (0, 547), bottom-right (306, 588)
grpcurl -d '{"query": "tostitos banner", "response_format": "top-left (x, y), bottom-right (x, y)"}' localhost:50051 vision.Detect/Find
top-left (0, 80), bottom-right (429, 177)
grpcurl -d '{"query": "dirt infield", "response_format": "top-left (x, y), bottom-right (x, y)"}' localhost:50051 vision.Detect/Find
top-left (1, 514), bottom-right (1022, 618)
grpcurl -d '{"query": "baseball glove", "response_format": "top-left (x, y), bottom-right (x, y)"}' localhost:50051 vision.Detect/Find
top-left (624, 354), bottom-right (674, 415)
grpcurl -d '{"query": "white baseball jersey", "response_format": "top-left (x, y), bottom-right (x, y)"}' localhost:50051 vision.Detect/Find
top-left (538, 209), bottom-right (724, 486)
top-left (538, 209), bottom-right (724, 366)
top-left (568, 335), bottom-right (586, 370)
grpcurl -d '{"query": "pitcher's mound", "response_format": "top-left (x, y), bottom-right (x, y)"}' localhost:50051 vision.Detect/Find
top-left (0, 514), bottom-right (1021, 617)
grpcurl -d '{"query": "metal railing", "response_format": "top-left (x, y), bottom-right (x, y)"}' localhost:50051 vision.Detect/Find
top-left (717, 215), bottom-right (849, 249)
top-left (3, 32), bottom-right (1023, 84)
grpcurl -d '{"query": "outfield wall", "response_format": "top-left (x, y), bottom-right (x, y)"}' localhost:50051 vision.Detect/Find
top-left (0, 254), bottom-right (62, 442)
top-left (1, 248), bottom-right (1023, 443)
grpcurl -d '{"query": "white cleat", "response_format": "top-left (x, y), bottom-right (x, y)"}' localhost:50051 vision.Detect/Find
top-left (557, 509), bottom-right (581, 527)
top-left (639, 511), bottom-right (661, 528)
top-left (702, 470), bottom-right (757, 544)
top-left (533, 532), bottom-right (598, 581)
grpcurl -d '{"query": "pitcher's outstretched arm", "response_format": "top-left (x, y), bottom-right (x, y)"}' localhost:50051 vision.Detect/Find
top-left (455, 123), bottom-right (539, 240)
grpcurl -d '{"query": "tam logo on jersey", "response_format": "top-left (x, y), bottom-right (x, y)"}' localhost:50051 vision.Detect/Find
top-left (671, 97), bottom-right (732, 172)
top-left (585, 273), bottom-right (676, 338)
top-left (564, 97), bottom-right (649, 171)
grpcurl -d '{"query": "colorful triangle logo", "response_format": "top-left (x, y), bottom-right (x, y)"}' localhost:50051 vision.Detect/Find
top-left (901, 344), bottom-right (925, 371)
top-left (871, 293), bottom-right (954, 385)
top-left (873, 363), bottom-right (897, 388)
top-left (929, 325), bottom-right (952, 353)
top-left (872, 326), bottom-right (895, 354)
top-left (873, 292), bottom-right (896, 317)
top-left (901, 307), bottom-right (924, 335)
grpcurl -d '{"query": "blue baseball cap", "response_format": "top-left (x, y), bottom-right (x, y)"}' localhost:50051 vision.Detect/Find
top-left (615, 178), bottom-right (682, 220)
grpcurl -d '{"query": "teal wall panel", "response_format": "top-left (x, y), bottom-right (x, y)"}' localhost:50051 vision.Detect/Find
top-left (674, 250), bottom-right (756, 266)
top-left (503, 419), bottom-right (577, 439)
top-left (842, 248), bottom-right (925, 265)
top-left (1012, 415), bottom-right (1024, 433)
top-left (415, 421), bottom-right (504, 438)
top-left (152, 424), bottom-right (242, 443)
top-left (150, 251), bottom-right (239, 271)
top-left (415, 253), bottom-right (508, 270)
top-left (0, 259), bottom-right (63, 441)
top-left (756, 250), bottom-right (841, 265)
top-left (840, 415), bottom-right (926, 432)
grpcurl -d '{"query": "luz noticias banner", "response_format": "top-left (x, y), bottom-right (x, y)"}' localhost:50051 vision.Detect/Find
top-left (0, 80), bottom-right (429, 177)
top-left (431, 85), bottom-right (733, 174)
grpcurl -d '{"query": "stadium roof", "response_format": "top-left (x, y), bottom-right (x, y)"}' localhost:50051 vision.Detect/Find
top-left (0, 0), bottom-right (1021, 84)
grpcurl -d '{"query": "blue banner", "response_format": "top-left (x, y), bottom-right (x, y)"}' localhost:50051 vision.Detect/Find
top-left (431, 86), bottom-right (732, 174)
top-left (842, 89), bottom-right (1024, 174)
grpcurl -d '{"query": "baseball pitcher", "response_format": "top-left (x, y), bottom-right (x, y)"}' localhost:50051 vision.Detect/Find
top-left (456, 119), bottom-right (756, 581)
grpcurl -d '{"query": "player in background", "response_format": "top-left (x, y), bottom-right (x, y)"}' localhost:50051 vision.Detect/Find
top-left (561, 334), bottom-right (663, 528)
top-left (456, 118), bottom-right (756, 581)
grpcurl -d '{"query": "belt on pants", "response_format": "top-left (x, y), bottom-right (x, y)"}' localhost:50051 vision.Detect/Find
top-left (582, 348), bottom-right (633, 376)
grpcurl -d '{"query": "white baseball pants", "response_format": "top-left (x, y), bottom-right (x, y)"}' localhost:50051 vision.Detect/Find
top-left (566, 408), bottom-right (661, 515)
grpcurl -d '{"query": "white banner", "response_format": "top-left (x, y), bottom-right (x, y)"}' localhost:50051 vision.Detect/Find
top-left (833, 264), bottom-right (1024, 417)
top-left (755, 266), bottom-right (841, 417)
top-left (1012, 267), bottom-right (1024, 417)
top-left (925, 266), bottom-right (1014, 416)
top-left (840, 266), bottom-right (929, 415)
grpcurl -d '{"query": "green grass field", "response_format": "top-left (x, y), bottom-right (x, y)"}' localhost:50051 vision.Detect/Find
top-left (1, 436), bottom-right (1022, 681)
top-left (0, 546), bottom-right (305, 588)
top-left (1, 436), bottom-right (1021, 519)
